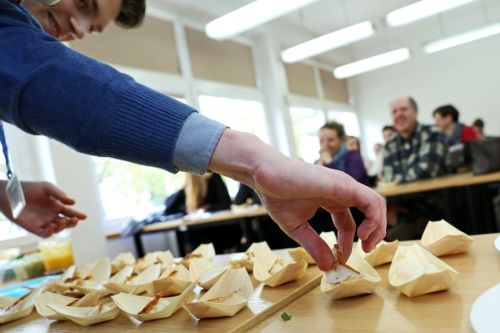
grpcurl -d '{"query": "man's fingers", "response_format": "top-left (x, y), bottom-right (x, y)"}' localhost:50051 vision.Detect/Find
top-left (361, 221), bottom-right (386, 252)
top-left (330, 209), bottom-right (356, 263)
top-left (356, 192), bottom-right (386, 242)
top-left (37, 224), bottom-right (55, 238)
top-left (59, 206), bottom-right (87, 220)
top-left (288, 222), bottom-right (334, 271)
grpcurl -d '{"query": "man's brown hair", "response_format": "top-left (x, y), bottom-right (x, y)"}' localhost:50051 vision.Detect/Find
top-left (116, 0), bottom-right (146, 29)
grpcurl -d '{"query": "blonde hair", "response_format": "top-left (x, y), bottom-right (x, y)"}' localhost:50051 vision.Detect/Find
top-left (185, 174), bottom-right (207, 212)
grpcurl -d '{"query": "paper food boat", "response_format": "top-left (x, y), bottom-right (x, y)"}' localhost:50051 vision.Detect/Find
top-left (103, 264), bottom-right (161, 295)
top-left (356, 240), bottom-right (400, 267)
top-left (47, 302), bottom-right (119, 326)
top-left (181, 243), bottom-right (216, 268)
top-left (230, 242), bottom-right (272, 272)
top-left (112, 281), bottom-right (196, 322)
top-left (253, 252), bottom-right (307, 287)
top-left (0, 288), bottom-right (39, 324)
top-left (421, 220), bottom-right (473, 257)
top-left (111, 252), bottom-right (135, 274)
top-left (187, 258), bottom-right (228, 290)
top-left (35, 291), bottom-right (100, 320)
top-left (135, 251), bottom-right (174, 273)
top-left (183, 268), bottom-right (253, 319)
top-left (389, 244), bottom-right (459, 297)
top-left (69, 258), bottom-right (112, 296)
top-left (150, 265), bottom-right (191, 297)
top-left (321, 250), bottom-right (380, 300)
top-left (288, 231), bottom-right (337, 265)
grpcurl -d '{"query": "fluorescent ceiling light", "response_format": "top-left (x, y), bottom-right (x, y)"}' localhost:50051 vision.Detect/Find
top-left (423, 22), bottom-right (500, 53)
top-left (386, 0), bottom-right (478, 27)
top-left (334, 48), bottom-right (411, 79)
top-left (281, 21), bottom-right (375, 63)
top-left (205, 0), bottom-right (320, 40)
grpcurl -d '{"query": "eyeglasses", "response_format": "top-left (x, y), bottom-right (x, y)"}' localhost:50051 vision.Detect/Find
top-left (39, 0), bottom-right (61, 6)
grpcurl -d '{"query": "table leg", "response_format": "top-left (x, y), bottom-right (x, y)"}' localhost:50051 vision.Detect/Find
top-left (133, 232), bottom-right (145, 258)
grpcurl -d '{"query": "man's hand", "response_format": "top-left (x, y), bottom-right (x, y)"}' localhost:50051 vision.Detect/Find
top-left (0, 181), bottom-right (86, 238)
top-left (319, 150), bottom-right (333, 165)
top-left (209, 130), bottom-right (387, 271)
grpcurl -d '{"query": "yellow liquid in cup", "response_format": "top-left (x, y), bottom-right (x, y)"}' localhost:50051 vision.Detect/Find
top-left (39, 238), bottom-right (74, 272)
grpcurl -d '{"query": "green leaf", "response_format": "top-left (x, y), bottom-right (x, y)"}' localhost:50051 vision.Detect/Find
top-left (281, 312), bottom-right (292, 321)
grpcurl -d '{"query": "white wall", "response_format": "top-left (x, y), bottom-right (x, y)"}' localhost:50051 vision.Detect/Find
top-left (351, 35), bottom-right (500, 159)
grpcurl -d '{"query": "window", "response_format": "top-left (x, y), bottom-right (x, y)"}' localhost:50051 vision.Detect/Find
top-left (289, 107), bottom-right (326, 164)
top-left (94, 97), bottom-right (188, 222)
top-left (198, 95), bottom-right (268, 197)
top-left (93, 158), bottom-right (185, 221)
top-left (327, 111), bottom-right (361, 138)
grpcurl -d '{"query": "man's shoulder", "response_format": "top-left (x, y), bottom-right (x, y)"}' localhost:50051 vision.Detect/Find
top-left (0, 1), bottom-right (41, 29)
top-left (416, 123), bottom-right (444, 141)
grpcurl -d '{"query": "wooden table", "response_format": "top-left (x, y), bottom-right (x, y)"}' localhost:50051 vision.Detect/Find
top-left (249, 233), bottom-right (500, 333)
top-left (4, 234), bottom-right (499, 332)
top-left (132, 206), bottom-right (269, 257)
top-left (376, 171), bottom-right (500, 198)
top-left (376, 172), bottom-right (500, 235)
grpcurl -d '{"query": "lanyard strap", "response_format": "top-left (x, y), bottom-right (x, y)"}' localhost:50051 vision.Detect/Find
top-left (0, 123), bottom-right (13, 180)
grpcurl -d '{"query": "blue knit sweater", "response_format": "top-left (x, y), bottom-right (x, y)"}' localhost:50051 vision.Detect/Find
top-left (0, 1), bottom-right (225, 173)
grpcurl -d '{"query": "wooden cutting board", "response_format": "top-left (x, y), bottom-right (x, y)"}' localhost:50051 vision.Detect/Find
top-left (1, 251), bottom-right (322, 333)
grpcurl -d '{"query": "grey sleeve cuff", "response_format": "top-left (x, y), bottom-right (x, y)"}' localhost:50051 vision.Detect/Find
top-left (172, 112), bottom-right (228, 174)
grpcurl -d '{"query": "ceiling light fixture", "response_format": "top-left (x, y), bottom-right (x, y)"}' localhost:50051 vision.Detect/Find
top-left (281, 21), bottom-right (375, 63)
top-left (333, 48), bottom-right (411, 79)
top-left (205, 0), bottom-right (320, 40)
top-left (423, 21), bottom-right (500, 53)
top-left (386, 0), bottom-right (478, 27)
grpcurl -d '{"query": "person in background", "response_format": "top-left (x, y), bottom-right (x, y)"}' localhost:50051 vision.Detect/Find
top-left (346, 136), bottom-right (361, 151)
top-left (383, 97), bottom-right (447, 183)
top-left (234, 183), bottom-right (261, 206)
top-left (382, 125), bottom-right (397, 143)
top-left (317, 122), bottom-right (370, 186)
top-left (383, 97), bottom-right (447, 239)
top-left (368, 143), bottom-right (384, 180)
top-left (164, 173), bottom-right (231, 216)
top-left (1, 1), bottom-right (388, 270)
top-left (164, 173), bottom-right (240, 253)
top-left (472, 118), bottom-right (488, 141)
top-left (433, 105), bottom-right (477, 146)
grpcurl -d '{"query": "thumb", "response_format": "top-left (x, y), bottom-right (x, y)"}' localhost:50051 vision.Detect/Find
top-left (288, 222), bottom-right (334, 271)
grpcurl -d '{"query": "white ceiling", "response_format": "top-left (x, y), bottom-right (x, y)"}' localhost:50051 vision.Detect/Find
top-left (150, 0), bottom-right (500, 65)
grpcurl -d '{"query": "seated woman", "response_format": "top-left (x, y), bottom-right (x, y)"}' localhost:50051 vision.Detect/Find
top-left (317, 122), bottom-right (370, 186)
top-left (165, 173), bottom-right (242, 253)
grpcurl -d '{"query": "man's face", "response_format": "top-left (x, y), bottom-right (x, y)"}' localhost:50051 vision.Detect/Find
top-left (319, 128), bottom-right (342, 156)
top-left (346, 137), bottom-right (359, 151)
top-left (434, 113), bottom-right (453, 132)
top-left (23, 0), bottom-right (122, 41)
top-left (390, 98), bottom-right (418, 136)
top-left (382, 129), bottom-right (395, 143)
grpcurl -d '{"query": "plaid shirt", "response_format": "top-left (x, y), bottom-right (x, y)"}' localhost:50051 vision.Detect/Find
top-left (383, 124), bottom-right (447, 183)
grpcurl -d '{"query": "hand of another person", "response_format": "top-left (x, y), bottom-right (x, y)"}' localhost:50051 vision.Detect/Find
top-left (0, 181), bottom-right (86, 238)
top-left (209, 130), bottom-right (387, 271)
top-left (319, 150), bottom-right (333, 165)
